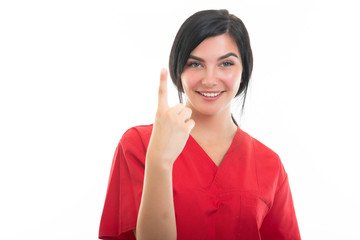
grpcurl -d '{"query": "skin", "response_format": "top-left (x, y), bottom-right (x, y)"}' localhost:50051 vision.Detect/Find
top-left (135, 69), bottom-right (194, 240)
top-left (181, 33), bottom-right (243, 166)
top-left (135, 34), bottom-right (243, 239)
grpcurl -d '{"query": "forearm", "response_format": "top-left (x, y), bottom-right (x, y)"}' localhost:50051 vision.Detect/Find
top-left (136, 159), bottom-right (177, 240)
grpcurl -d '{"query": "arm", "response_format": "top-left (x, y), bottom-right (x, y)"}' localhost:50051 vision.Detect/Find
top-left (135, 157), bottom-right (176, 240)
top-left (260, 174), bottom-right (301, 240)
top-left (135, 69), bottom-right (194, 240)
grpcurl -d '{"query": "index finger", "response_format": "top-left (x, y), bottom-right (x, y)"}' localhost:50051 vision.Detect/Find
top-left (158, 68), bottom-right (168, 109)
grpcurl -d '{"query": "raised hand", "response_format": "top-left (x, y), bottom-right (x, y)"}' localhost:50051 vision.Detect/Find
top-left (146, 68), bottom-right (195, 168)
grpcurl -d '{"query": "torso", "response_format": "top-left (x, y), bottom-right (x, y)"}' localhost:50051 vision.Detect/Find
top-left (107, 124), bottom-right (300, 240)
top-left (100, 124), bottom-right (301, 240)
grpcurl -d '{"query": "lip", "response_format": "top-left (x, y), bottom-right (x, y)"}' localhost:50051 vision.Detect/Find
top-left (196, 91), bottom-right (224, 101)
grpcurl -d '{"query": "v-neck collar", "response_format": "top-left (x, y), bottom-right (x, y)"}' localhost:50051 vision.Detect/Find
top-left (181, 128), bottom-right (243, 192)
top-left (188, 127), bottom-right (242, 170)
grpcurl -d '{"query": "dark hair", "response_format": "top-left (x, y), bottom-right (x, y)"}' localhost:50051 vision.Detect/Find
top-left (169, 9), bottom-right (253, 123)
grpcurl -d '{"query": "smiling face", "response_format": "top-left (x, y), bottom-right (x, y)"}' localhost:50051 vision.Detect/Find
top-left (181, 34), bottom-right (243, 117)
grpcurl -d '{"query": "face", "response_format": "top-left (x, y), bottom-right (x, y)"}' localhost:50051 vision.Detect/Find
top-left (181, 34), bottom-right (243, 117)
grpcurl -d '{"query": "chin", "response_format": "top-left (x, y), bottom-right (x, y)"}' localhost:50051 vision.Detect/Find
top-left (193, 105), bottom-right (228, 117)
top-left (186, 97), bottom-right (232, 117)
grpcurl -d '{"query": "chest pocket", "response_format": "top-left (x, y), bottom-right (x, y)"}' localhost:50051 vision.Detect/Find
top-left (239, 194), bottom-right (269, 237)
top-left (173, 187), bottom-right (270, 240)
top-left (213, 193), bottom-right (269, 240)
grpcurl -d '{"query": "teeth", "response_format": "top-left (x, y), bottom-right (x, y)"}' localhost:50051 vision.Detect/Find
top-left (200, 92), bottom-right (221, 97)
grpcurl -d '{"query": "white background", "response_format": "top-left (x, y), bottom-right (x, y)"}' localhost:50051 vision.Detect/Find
top-left (1, 0), bottom-right (359, 239)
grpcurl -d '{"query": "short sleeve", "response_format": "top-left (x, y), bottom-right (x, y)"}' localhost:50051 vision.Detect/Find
top-left (99, 128), bottom-right (147, 240)
top-left (260, 171), bottom-right (301, 240)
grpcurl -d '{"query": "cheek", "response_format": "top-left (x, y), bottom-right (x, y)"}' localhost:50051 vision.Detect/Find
top-left (181, 71), bottom-right (201, 93)
top-left (221, 70), bottom-right (242, 90)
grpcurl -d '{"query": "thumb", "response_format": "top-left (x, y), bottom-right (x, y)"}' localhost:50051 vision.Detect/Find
top-left (185, 119), bottom-right (195, 133)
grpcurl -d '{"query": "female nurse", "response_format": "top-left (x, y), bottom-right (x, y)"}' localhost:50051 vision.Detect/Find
top-left (99, 9), bottom-right (301, 240)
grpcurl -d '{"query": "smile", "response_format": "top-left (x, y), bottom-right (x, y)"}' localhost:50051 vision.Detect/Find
top-left (198, 92), bottom-right (223, 98)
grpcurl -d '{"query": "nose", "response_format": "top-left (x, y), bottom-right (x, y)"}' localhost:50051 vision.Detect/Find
top-left (201, 67), bottom-right (218, 87)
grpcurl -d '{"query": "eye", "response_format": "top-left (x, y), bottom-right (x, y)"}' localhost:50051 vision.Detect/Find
top-left (188, 62), bottom-right (201, 68)
top-left (221, 61), bottom-right (234, 67)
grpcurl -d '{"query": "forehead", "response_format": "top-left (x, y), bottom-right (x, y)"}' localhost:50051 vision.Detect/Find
top-left (190, 34), bottom-right (240, 58)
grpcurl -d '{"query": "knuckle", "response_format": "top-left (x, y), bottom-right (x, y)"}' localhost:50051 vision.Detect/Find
top-left (181, 124), bottom-right (191, 133)
top-left (180, 124), bottom-right (188, 131)
top-left (155, 110), bottom-right (162, 119)
top-left (176, 103), bottom-right (185, 110)
top-left (158, 88), bottom-right (164, 96)
top-left (165, 110), bottom-right (173, 119)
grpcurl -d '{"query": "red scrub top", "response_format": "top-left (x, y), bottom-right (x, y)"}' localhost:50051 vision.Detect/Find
top-left (99, 124), bottom-right (301, 240)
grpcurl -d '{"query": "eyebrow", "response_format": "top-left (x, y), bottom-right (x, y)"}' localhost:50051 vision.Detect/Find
top-left (188, 52), bottom-right (239, 62)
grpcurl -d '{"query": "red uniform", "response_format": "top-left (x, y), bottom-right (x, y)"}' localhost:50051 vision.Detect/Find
top-left (99, 124), bottom-right (301, 240)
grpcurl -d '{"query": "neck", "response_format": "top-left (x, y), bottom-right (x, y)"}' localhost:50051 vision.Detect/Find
top-left (188, 106), bottom-right (238, 141)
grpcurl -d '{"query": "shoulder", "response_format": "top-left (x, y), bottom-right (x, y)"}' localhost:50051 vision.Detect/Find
top-left (120, 124), bottom-right (153, 145)
top-left (239, 129), bottom-right (280, 164)
top-left (115, 124), bottom-right (153, 165)
top-left (239, 129), bottom-right (286, 189)
top-left (119, 124), bottom-right (153, 150)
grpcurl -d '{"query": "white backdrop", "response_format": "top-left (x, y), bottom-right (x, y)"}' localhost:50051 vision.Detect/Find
top-left (1, 0), bottom-right (359, 239)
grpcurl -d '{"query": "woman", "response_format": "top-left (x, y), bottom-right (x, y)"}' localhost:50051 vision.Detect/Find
top-left (99, 9), bottom-right (301, 240)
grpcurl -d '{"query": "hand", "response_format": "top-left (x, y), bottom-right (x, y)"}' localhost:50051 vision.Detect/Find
top-left (146, 68), bottom-right (195, 168)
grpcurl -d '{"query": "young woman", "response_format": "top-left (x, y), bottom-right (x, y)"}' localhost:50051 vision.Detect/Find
top-left (99, 9), bottom-right (301, 240)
